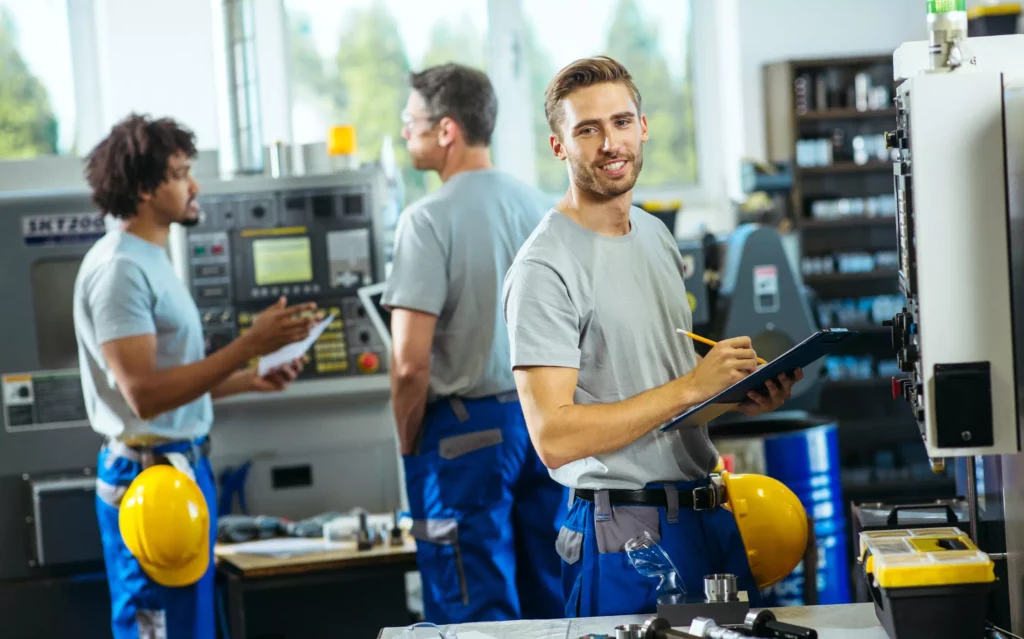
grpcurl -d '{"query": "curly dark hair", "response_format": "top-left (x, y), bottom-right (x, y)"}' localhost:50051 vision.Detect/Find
top-left (410, 63), bottom-right (497, 147)
top-left (84, 113), bottom-right (197, 219)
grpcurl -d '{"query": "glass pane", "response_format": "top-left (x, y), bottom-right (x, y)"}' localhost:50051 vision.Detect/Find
top-left (522, 0), bottom-right (697, 194)
top-left (284, 0), bottom-right (488, 202)
top-left (0, 0), bottom-right (75, 159)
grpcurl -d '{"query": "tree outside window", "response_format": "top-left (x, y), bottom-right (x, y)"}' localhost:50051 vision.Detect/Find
top-left (0, 1), bottom-right (75, 159)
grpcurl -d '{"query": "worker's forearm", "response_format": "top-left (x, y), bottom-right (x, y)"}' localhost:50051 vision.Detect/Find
top-left (127, 339), bottom-right (255, 419)
top-left (538, 373), bottom-right (704, 468)
top-left (210, 368), bottom-right (256, 400)
top-left (391, 370), bottom-right (431, 454)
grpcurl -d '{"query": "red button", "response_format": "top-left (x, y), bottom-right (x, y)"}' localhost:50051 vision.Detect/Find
top-left (357, 352), bottom-right (379, 374)
top-left (213, 245), bottom-right (224, 255)
top-left (892, 377), bottom-right (902, 400)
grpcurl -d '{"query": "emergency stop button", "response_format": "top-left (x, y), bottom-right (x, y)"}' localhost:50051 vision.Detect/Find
top-left (357, 352), bottom-right (379, 374)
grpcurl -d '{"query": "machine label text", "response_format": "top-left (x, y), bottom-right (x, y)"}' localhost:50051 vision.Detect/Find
top-left (22, 213), bottom-right (106, 246)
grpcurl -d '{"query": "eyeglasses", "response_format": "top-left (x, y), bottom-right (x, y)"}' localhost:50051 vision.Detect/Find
top-left (401, 110), bottom-right (436, 129)
top-left (398, 622), bottom-right (458, 639)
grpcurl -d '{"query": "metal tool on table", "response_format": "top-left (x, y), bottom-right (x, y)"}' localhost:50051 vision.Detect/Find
top-left (655, 573), bottom-right (750, 627)
top-left (743, 610), bottom-right (817, 639)
top-left (689, 618), bottom-right (747, 639)
top-left (637, 616), bottom-right (700, 639)
top-left (356, 512), bottom-right (373, 551)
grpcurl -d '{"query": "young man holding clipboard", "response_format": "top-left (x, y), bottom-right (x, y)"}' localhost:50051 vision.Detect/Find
top-left (502, 57), bottom-right (802, 617)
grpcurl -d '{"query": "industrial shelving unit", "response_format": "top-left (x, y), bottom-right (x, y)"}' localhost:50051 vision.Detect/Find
top-left (762, 54), bottom-right (956, 506)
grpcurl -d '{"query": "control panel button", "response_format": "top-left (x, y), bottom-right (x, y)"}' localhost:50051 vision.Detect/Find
top-left (357, 352), bottom-right (379, 374)
top-left (213, 244), bottom-right (224, 255)
top-left (194, 246), bottom-right (206, 256)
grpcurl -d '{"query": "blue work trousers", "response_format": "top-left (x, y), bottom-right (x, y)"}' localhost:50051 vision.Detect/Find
top-left (557, 478), bottom-right (762, 617)
top-left (402, 395), bottom-right (567, 623)
top-left (94, 437), bottom-right (217, 639)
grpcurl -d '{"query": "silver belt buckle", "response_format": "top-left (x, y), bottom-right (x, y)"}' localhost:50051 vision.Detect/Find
top-left (693, 485), bottom-right (718, 511)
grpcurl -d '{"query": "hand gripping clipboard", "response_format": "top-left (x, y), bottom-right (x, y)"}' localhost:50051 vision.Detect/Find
top-left (661, 329), bottom-right (860, 432)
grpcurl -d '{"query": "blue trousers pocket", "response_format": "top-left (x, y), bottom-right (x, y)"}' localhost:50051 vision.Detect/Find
top-left (410, 519), bottom-right (469, 609)
top-left (592, 549), bottom-right (659, 616)
top-left (437, 428), bottom-right (503, 510)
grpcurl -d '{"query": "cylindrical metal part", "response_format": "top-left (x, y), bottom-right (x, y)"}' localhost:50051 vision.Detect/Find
top-left (615, 624), bottom-right (642, 639)
top-left (704, 573), bottom-right (739, 602)
top-left (689, 618), bottom-right (746, 639)
top-left (223, 0), bottom-right (264, 175)
top-left (926, 3), bottom-right (968, 71)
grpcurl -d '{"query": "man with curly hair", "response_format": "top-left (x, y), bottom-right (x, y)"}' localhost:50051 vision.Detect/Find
top-left (73, 113), bottom-right (317, 638)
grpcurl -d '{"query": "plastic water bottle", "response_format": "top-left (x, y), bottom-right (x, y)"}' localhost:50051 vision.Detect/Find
top-left (624, 530), bottom-right (687, 604)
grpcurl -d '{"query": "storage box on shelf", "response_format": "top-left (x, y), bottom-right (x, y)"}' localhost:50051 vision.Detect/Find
top-left (762, 54), bottom-right (955, 517)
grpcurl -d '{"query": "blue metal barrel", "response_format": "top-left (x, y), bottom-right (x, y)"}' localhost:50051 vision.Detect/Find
top-left (759, 420), bottom-right (850, 606)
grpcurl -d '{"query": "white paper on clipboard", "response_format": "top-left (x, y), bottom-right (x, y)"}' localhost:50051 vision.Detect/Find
top-left (257, 314), bottom-right (335, 376)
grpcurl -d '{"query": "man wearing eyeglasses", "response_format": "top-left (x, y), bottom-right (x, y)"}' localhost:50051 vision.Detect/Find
top-left (382, 63), bottom-right (565, 624)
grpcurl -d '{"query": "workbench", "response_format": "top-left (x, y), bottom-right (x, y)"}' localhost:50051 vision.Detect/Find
top-left (377, 603), bottom-right (887, 638)
top-left (216, 537), bottom-right (419, 638)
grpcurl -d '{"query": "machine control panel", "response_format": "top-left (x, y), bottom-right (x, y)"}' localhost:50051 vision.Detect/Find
top-left (885, 63), bottom-right (1021, 458)
top-left (179, 175), bottom-right (388, 381)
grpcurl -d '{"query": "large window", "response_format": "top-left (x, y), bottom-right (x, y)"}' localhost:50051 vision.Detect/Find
top-left (0, 0), bottom-right (75, 159)
top-left (283, 0), bottom-right (698, 202)
top-left (285, 0), bottom-right (487, 201)
top-left (521, 0), bottom-right (696, 195)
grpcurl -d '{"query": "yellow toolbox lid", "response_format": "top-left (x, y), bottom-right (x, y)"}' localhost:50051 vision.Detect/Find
top-left (859, 528), bottom-right (995, 588)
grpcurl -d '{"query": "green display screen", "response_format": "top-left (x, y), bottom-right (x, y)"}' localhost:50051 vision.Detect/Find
top-left (252, 237), bottom-right (314, 286)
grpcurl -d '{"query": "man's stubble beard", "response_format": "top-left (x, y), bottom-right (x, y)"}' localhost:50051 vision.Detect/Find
top-left (568, 147), bottom-right (644, 198)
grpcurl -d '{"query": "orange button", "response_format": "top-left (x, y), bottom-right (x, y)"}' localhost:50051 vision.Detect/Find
top-left (357, 352), bottom-right (379, 374)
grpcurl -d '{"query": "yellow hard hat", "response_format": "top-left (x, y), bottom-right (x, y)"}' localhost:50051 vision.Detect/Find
top-left (719, 470), bottom-right (808, 588)
top-left (118, 464), bottom-right (210, 587)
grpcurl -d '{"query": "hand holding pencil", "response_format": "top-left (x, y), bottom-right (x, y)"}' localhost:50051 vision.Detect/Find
top-left (677, 329), bottom-right (767, 365)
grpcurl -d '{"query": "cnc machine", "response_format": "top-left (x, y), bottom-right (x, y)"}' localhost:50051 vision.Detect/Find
top-left (880, 21), bottom-right (1024, 635)
top-left (0, 167), bottom-right (401, 606)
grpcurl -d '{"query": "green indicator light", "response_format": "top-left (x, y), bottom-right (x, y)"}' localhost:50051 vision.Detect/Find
top-left (927, 0), bottom-right (966, 13)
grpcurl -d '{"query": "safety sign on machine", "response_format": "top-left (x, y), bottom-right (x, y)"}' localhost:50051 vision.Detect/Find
top-left (753, 264), bottom-right (780, 314)
top-left (2, 371), bottom-right (89, 432)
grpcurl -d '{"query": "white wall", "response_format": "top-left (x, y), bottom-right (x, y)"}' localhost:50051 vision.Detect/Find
top-left (735, 0), bottom-right (930, 163)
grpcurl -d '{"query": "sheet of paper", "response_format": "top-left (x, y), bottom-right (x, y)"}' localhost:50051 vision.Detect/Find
top-left (219, 537), bottom-right (347, 558)
top-left (257, 313), bottom-right (335, 376)
top-left (454, 632), bottom-right (500, 639)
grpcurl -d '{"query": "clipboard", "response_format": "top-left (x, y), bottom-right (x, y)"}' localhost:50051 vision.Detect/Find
top-left (661, 328), bottom-right (861, 432)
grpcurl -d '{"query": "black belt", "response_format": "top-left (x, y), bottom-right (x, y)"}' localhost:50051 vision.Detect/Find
top-left (574, 485), bottom-right (723, 511)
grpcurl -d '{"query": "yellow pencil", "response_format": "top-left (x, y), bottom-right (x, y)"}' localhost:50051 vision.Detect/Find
top-left (676, 329), bottom-right (767, 365)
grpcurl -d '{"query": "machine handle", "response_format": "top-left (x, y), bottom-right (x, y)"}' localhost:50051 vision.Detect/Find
top-left (765, 619), bottom-right (818, 639)
top-left (885, 503), bottom-right (958, 526)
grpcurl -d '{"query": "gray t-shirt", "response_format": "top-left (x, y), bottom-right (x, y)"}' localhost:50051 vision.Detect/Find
top-left (73, 229), bottom-right (213, 441)
top-left (383, 169), bottom-right (551, 399)
top-left (502, 208), bottom-right (718, 490)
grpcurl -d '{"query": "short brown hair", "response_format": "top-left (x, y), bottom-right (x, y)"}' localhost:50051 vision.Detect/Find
top-left (543, 56), bottom-right (642, 134)
top-left (84, 113), bottom-right (197, 219)
top-left (410, 63), bottom-right (497, 146)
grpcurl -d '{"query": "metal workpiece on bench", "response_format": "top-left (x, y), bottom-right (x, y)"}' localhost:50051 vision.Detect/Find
top-left (744, 609), bottom-right (818, 639)
top-left (638, 617), bottom-right (700, 638)
top-left (704, 574), bottom-right (739, 602)
top-left (689, 618), bottom-right (747, 639)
